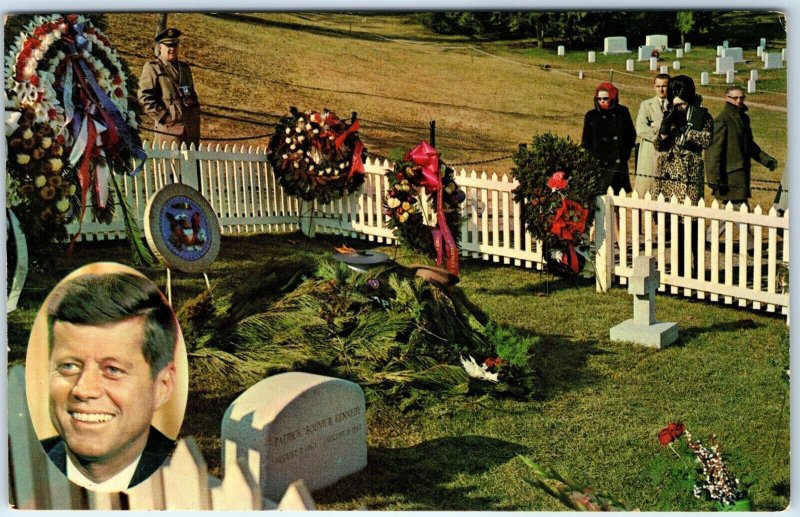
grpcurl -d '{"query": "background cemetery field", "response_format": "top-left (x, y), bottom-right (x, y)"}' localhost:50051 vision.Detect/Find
top-left (6, 234), bottom-right (790, 511)
top-left (93, 11), bottom-right (787, 208)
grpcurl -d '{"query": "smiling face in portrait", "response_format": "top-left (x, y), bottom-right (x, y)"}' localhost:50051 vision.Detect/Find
top-left (48, 316), bottom-right (174, 477)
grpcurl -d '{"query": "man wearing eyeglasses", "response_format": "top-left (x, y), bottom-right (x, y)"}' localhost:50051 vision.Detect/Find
top-left (705, 86), bottom-right (777, 207)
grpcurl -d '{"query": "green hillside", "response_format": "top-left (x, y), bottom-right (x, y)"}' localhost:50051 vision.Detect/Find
top-left (94, 12), bottom-right (786, 207)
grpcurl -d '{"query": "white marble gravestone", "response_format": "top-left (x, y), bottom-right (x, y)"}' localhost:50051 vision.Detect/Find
top-left (750, 69), bottom-right (758, 81)
top-left (716, 45), bottom-right (724, 56)
top-left (603, 36), bottom-right (630, 54)
top-left (748, 79), bottom-right (756, 93)
top-left (221, 372), bottom-right (367, 501)
top-left (626, 59), bottom-right (634, 72)
top-left (722, 39), bottom-right (729, 48)
top-left (684, 42), bottom-right (691, 52)
top-left (588, 51), bottom-right (596, 63)
top-left (645, 34), bottom-right (668, 49)
top-left (764, 52), bottom-right (784, 69)
top-left (649, 57), bottom-right (658, 71)
top-left (756, 46), bottom-right (763, 58)
top-left (781, 48), bottom-right (786, 61)
top-left (721, 47), bottom-right (745, 63)
top-left (638, 45), bottom-right (655, 61)
top-left (610, 256), bottom-right (678, 349)
top-left (760, 37), bottom-right (767, 48)
top-left (726, 70), bottom-right (735, 84)
top-left (672, 61), bottom-right (681, 70)
top-left (660, 65), bottom-right (669, 74)
top-left (715, 56), bottom-right (736, 74)
top-left (557, 45), bottom-right (565, 56)
top-left (700, 71), bottom-right (709, 85)
top-left (676, 48), bottom-right (684, 59)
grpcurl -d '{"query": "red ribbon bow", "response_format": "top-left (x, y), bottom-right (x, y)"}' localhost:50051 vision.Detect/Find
top-left (406, 141), bottom-right (459, 276)
top-left (550, 198), bottom-right (588, 273)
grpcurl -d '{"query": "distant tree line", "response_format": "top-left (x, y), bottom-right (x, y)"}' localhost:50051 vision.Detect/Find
top-left (417, 11), bottom-right (785, 49)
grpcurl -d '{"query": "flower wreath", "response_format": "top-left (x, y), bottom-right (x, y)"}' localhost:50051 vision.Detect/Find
top-left (5, 14), bottom-right (149, 263)
top-left (384, 142), bottom-right (465, 275)
top-left (511, 133), bottom-right (602, 273)
top-left (267, 107), bottom-right (367, 205)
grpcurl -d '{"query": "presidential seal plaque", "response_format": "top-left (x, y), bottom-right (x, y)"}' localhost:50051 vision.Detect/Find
top-left (144, 183), bottom-right (221, 274)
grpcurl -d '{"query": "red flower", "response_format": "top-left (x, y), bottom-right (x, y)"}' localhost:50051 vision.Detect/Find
top-left (112, 75), bottom-right (123, 85)
top-left (547, 170), bottom-right (569, 191)
top-left (483, 357), bottom-right (506, 368)
top-left (29, 75), bottom-right (40, 87)
top-left (550, 198), bottom-right (588, 241)
top-left (56, 134), bottom-right (65, 145)
top-left (396, 173), bottom-right (404, 182)
top-left (658, 422), bottom-right (685, 446)
top-left (66, 14), bottom-right (79, 23)
top-left (114, 87), bottom-right (124, 98)
top-left (48, 108), bottom-right (58, 120)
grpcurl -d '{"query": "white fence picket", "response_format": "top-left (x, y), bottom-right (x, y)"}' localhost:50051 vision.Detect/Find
top-left (62, 145), bottom-right (788, 319)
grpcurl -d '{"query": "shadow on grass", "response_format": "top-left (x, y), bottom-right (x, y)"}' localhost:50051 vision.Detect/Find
top-left (535, 334), bottom-right (606, 398)
top-left (677, 317), bottom-right (762, 344)
top-left (314, 435), bottom-right (527, 510)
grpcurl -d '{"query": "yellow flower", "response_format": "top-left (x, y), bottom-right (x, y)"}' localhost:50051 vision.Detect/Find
top-left (34, 175), bottom-right (47, 188)
top-left (22, 129), bottom-right (33, 140)
top-left (56, 198), bottom-right (70, 212)
top-left (16, 153), bottom-right (31, 165)
top-left (49, 158), bottom-right (63, 172)
top-left (387, 197), bottom-right (400, 208)
top-left (67, 184), bottom-right (77, 195)
top-left (40, 137), bottom-right (52, 149)
top-left (398, 211), bottom-right (410, 223)
top-left (401, 201), bottom-right (411, 211)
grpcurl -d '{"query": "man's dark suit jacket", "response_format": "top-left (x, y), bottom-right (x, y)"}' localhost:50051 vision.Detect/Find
top-left (40, 426), bottom-right (175, 489)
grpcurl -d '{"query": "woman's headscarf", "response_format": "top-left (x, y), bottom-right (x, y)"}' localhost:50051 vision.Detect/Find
top-left (668, 75), bottom-right (696, 104)
top-left (593, 81), bottom-right (619, 110)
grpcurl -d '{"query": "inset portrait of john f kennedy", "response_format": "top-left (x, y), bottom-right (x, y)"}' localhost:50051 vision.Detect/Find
top-left (25, 263), bottom-right (189, 492)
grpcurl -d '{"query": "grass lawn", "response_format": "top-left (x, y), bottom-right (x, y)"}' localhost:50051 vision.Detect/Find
top-left (7, 233), bottom-right (789, 511)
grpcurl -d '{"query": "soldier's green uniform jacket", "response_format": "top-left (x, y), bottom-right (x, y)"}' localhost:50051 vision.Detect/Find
top-left (138, 58), bottom-right (201, 148)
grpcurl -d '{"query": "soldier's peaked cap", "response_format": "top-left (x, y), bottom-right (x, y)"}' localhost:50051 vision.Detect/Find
top-left (155, 28), bottom-right (182, 45)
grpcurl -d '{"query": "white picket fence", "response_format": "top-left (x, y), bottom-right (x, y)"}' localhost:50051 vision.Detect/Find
top-left (68, 142), bottom-right (788, 318)
top-left (7, 365), bottom-right (316, 510)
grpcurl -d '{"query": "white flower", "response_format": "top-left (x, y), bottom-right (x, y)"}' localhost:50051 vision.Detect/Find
top-left (460, 355), bottom-right (499, 383)
top-left (5, 111), bottom-right (21, 137)
top-left (387, 197), bottom-right (400, 208)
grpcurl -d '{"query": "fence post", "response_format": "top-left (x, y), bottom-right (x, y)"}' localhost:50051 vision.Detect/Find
top-left (429, 120), bottom-right (436, 147)
top-left (181, 144), bottom-right (201, 191)
top-left (595, 192), bottom-right (615, 292)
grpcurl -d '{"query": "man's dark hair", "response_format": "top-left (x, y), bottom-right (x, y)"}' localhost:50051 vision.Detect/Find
top-left (725, 84), bottom-right (745, 95)
top-left (654, 73), bottom-right (671, 82)
top-left (47, 272), bottom-right (177, 377)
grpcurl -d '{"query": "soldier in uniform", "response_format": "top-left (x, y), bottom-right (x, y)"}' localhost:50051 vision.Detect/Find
top-left (138, 28), bottom-right (201, 148)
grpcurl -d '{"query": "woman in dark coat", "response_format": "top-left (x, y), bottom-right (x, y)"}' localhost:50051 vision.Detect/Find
top-left (653, 74), bottom-right (713, 277)
top-left (581, 81), bottom-right (637, 194)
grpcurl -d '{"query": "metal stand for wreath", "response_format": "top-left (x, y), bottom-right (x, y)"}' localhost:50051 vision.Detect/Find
top-left (144, 184), bottom-right (221, 307)
top-left (6, 209), bottom-right (29, 313)
top-left (299, 200), bottom-right (316, 238)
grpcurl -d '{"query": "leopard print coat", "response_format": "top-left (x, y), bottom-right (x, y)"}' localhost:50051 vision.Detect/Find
top-left (653, 105), bottom-right (713, 203)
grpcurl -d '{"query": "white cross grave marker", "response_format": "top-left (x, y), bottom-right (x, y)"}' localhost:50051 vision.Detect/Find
top-left (609, 256), bottom-right (679, 349)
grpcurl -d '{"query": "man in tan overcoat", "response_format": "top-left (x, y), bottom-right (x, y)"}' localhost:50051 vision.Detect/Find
top-left (138, 28), bottom-right (201, 148)
top-left (634, 74), bottom-right (670, 196)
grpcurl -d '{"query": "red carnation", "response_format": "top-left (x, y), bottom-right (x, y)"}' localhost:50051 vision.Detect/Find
top-left (29, 75), bottom-right (40, 87)
top-left (396, 173), bottom-right (404, 182)
top-left (112, 75), bottom-right (123, 85)
top-left (48, 108), bottom-right (58, 120)
top-left (658, 422), bottom-right (685, 447)
top-left (56, 134), bottom-right (66, 145)
top-left (547, 170), bottom-right (569, 191)
top-left (114, 87), bottom-right (124, 98)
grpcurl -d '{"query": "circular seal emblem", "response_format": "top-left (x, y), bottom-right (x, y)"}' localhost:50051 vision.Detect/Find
top-left (144, 184), bottom-right (221, 273)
